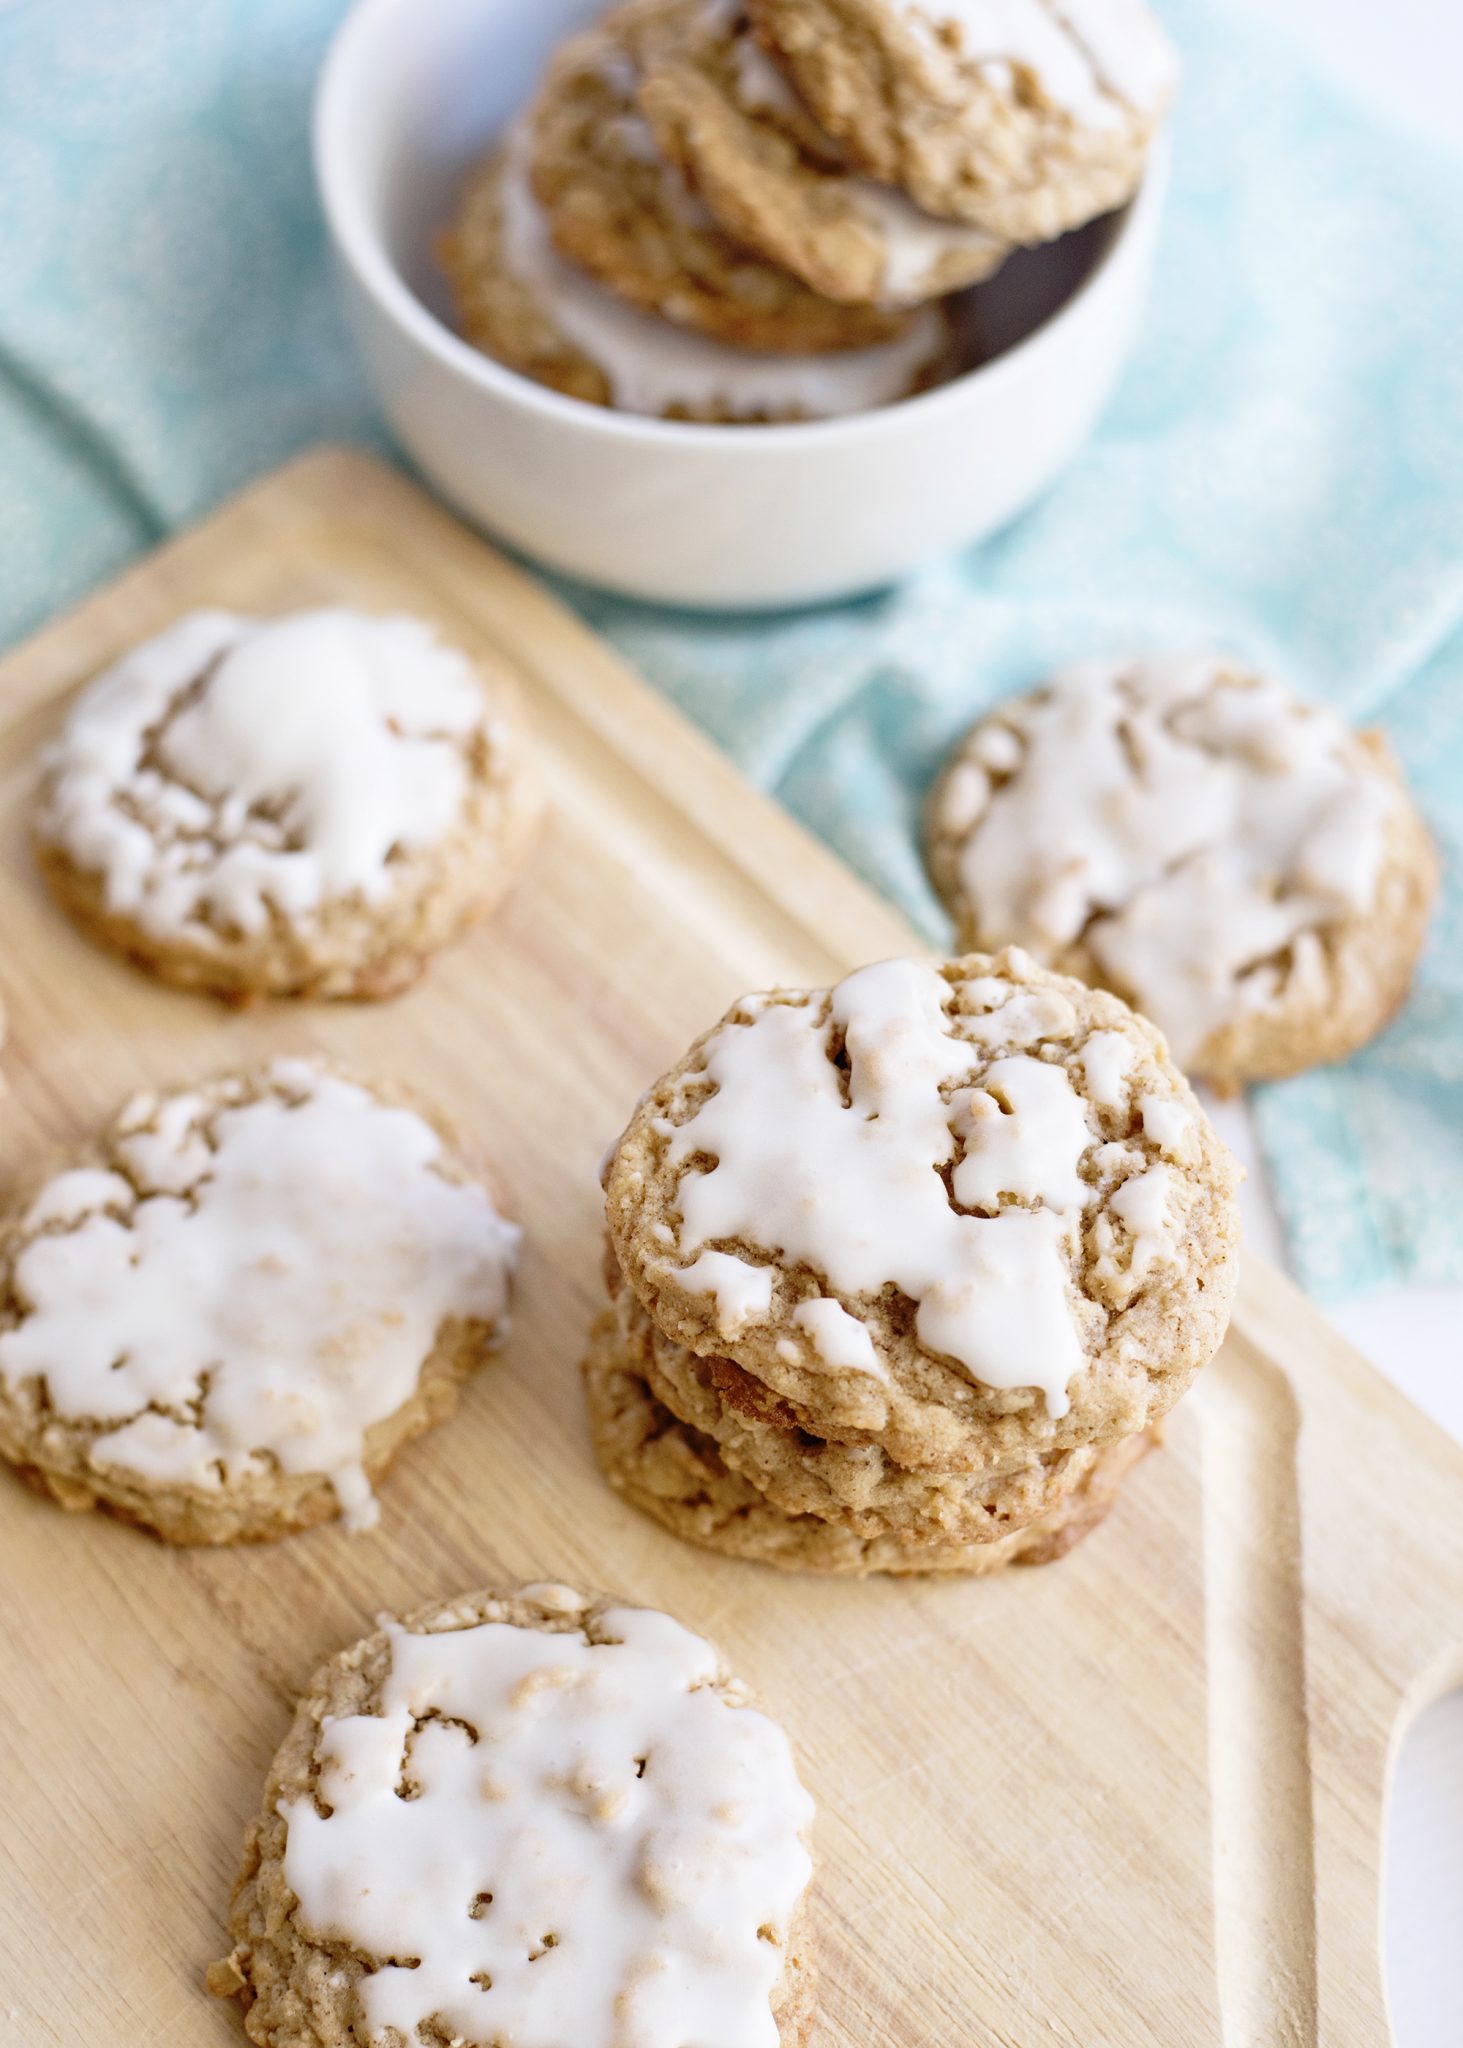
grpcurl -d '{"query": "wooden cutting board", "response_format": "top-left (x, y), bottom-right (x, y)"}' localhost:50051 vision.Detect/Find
top-left (1, 448), bottom-right (1458, 2048)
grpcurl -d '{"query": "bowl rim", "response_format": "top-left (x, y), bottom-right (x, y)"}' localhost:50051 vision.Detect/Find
top-left (313, 0), bottom-right (1167, 454)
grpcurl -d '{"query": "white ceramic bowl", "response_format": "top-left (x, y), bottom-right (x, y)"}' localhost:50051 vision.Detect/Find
top-left (315, 0), bottom-right (1167, 610)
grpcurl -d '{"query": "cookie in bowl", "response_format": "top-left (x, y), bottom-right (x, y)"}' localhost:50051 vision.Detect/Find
top-left (317, 0), bottom-right (1174, 599)
top-left (530, 8), bottom-right (916, 347)
top-left (443, 122), bottom-right (952, 420)
top-left (746, 0), bottom-right (1177, 241)
top-left (626, 0), bottom-right (1011, 307)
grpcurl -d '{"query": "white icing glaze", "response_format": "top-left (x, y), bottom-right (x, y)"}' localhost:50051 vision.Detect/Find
top-left (0, 1063), bottom-right (518, 1526)
top-left (726, 16), bottom-right (804, 117)
top-left (21, 1168), bottom-right (133, 1231)
top-left (952, 657), bottom-right (1399, 1065)
top-left (1139, 1091), bottom-right (1195, 1162)
top-left (497, 124), bottom-right (945, 419)
top-left (676, 1248), bottom-right (775, 1335)
top-left (595, 40), bottom-right (646, 107)
top-left (902, 0), bottom-right (1176, 122)
top-left (280, 1603), bottom-right (814, 2048)
top-left (962, 978), bottom-right (1078, 1047)
top-left (665, 960), bottom-right (1098, 1416)
top-left (792, 1296), bottom-right (888, 1378)
top-left (40, 608), bottom-right (489, 943)
top-left (851, 178), bottom-right (1006, 302)
top-left (973, 722), bottom-right (1023, 773)
top-left (593, 45), bottom-right (720, 229)
top-left (938, 760), bottom-right (989, 835)
top-left (518, 1581), bottom-right (592, 1616)
top-left (1077, 1029), bottom-right (1134, 1109)
top-left (951, 1052), bottom-right (1090, 1209)
top-left (1108, 1161), bottom-right (1174, 1279)
top-left (1054, 0), bottom-right (1178, 111)
top-left (915, 1205), bottom-right (1082, 1393)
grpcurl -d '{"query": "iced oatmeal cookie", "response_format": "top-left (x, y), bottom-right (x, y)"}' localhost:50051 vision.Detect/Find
top-left (603, 948), bottom-right (1239, 1477)
top-left (32, 607), bottom-right (542, 1004)
top-left (746, 0), bottom-right (1177, 240)
top-left (212, 1583), bottom-right (817, 2046)
top-left (0, 1061), bottom-right (519, 1543)
top-left (584, 1317), bottom-right (1154, 1574)
top-left (925, 656), bottom-right (1439, 1089)
top-left (444, 125), bottom-right (950, 420)
top-left (531, 13), bottom-right (911, 349)
top-left (628, 0), bottom-right (1009, 306)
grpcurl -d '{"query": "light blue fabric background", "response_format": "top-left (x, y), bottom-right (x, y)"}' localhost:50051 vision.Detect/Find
top-left (1, 0), bottom-right (1458, 1300)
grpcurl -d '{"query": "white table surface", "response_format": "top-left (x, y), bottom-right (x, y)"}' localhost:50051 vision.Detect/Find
top-left (1223, 12), bottom-right (1461, 2041)
top-left (1264, 0), bottom-right (1463, 155)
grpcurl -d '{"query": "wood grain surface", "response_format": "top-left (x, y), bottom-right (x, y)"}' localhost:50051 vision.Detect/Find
top-left (0, 448), bottom-right (1457, 2047)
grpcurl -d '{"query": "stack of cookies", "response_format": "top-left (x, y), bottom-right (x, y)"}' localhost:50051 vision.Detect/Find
top-left (442, 0), bottom-right (1177, 423)
top-left (587, 946), bottom-right (1240, 1575)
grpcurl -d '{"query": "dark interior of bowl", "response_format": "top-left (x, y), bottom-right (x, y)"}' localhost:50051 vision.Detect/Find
top-left (947, 209), bottom-right (1126, 375)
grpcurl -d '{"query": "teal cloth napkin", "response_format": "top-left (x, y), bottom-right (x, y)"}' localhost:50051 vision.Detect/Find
top-left (1, 0), bottom-right (1458, 1301)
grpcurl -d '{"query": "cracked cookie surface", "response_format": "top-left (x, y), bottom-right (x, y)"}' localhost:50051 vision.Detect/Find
top-left (213, 1582), bottom-right (817, 2047)
top-left (0, 1060), bottom-right (518, 1543)
top-left (604, 948), bottom-right (1239, 1477)
top-left (627, 0), bottom-right (1009, 305)
top-left (746, 0), bottom-right (1177, 239)
top-left (925, 656), bottom-right (1439, 1089)
top-left (531, 11), bottom-right (912, 348)
top-left (33, 606), bottom-right (542, 1004)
